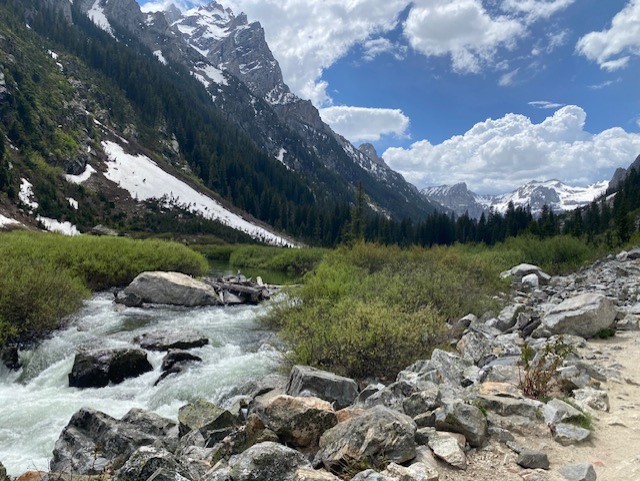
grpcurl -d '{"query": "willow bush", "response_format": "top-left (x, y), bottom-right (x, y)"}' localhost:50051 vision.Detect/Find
top-left (267, 237), bottom-right (602, 381)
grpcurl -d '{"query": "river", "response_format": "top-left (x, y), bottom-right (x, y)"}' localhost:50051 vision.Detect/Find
top-left (0, 293), bottom-right (282, 476)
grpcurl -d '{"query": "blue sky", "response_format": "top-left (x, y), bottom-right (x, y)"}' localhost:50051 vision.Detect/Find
top-left (141, 0), bottom-right (640, 194)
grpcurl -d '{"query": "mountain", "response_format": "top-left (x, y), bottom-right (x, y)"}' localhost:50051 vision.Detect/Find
top-left (422, 179), bottom-right (609, 218)
top-left (609, 154), bottom-right (640, 191)
top-left (0, 0), bottom-right (434, 246)
top-left (76, 0), bottom-right (435, 219)
top-left (421, 183), bottom-right (485, 219)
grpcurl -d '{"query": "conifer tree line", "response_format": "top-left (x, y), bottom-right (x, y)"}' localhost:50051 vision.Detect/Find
top-left (347, 169), bottom-right (640, 248)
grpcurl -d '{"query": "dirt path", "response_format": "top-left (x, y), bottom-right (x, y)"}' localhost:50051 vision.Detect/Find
top-left (434, 330), bottom-right (640, 481)
top-left (560, 330), bottom-right (640, 480)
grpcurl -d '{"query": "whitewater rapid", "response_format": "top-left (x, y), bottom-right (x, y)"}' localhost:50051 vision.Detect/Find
top-left (0, 293), bottom-right (281, 476)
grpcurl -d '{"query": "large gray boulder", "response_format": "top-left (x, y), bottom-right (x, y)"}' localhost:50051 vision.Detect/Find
top-left (314, 406), bottom-right (416, 474)
top-left (255, 394), bottom-right (337, 449)
top-left (123, 271), bottom-right (220, 307)
top-left (112, 446), bottom-right (188, 481)
top-left (434, 402), bottom-right (488, 447)
top-left (178, 399), bottom-right (240, 439)
top-left (68, 348), bottom-right (153, 388)
top-left (286, 365), bottom-right (358, 410)
top-left (541, 293), bottom-right (616, 338)
top-left (500, 264), bottom-right (550, 284)
top-left (227, 442), bottom-right (310, 481)
top-left (50, 408), bottom-right (168, 474)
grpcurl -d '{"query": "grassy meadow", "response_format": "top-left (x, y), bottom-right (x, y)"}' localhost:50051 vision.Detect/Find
top-left (265, 235), bottom-right (603, 381)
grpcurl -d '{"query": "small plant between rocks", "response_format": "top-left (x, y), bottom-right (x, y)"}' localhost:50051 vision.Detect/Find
top-left (519, 337), bottom-right (573, 400)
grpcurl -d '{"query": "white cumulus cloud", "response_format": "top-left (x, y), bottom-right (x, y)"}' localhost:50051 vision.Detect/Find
top-left (383, 105), bottom-right (640, 193)
top-left (403, 0), bottom-right (524, 73)
top-left (319, 106), bottom-right (410, 144)
top-left (577, 0), bottom-right (640, 71)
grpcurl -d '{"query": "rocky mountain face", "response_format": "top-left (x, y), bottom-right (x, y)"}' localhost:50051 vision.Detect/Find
top-left (423, 179), bottom-right (609, 219)
top-left (609, 154), bottom-right (640, 190)
top-left (71, 0), bottom-right (435, 219)
top-left (421, 183), bottom-right (486, 219)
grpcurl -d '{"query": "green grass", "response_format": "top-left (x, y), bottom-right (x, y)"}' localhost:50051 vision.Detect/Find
top-left (194, 244), bottom-right (328, 276)
top-left (0, 231), bottom-right (208, 345)
top-left (265, 237), bottom-right (604, 381)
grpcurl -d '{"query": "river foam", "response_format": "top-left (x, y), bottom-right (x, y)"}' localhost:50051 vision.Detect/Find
top-left (0, 293), bottom-right (280, 476)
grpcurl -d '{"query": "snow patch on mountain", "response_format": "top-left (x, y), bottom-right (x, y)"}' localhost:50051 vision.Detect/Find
top-left (19, 178), bottom-right (38, 211)
top-left (0, 214), bottom-right (20, 228)
top-left (153, 50), bottom-right (167, 65)
top-left (37, 216), bottom-right (80, 236)
top-left (101, 141), bottom-right (293, 246)
top-left (65, 164), bottom-right (96, 184)
top-left (87, 0), bottom-right (114, 37)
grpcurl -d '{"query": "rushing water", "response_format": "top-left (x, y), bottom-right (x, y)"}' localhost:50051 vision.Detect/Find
top-left (0, 293), bottom-right (282, 476)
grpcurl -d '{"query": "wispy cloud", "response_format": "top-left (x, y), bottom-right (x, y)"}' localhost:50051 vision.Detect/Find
top-left (588, 78), bottom-right (621, 89)
top-left (362, 37), bottom-right (408, 61)
top-left (529, 100), bottom-right (566, 109)
top-left (499, 68), bottom-right (520, 86)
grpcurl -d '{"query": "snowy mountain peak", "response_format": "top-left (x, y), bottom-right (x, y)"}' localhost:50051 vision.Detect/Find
top-left (422, 179), bottom-right (609, 219)
top-left (172, 1), bottom-right (292, 103)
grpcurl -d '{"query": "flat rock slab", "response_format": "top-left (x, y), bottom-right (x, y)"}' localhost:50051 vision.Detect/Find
top-left (286, 365), bottom-right (359, 410)
top-left (123, 271), bottom-right (220, 307)
top-left (559, 463), bottom-right (597, 481)
top-left (552, 423), bottom-right (591, 446)
top-left (542, 293), bottom-right (616, 338)
top-left (427, 432), bottom-right (466, 470)
top-left (383, 462), bottom-right (439, 480)
top-left (135, 329), bottom-right (209, 351)
top-left (516, 449), bottom-right (550, 470)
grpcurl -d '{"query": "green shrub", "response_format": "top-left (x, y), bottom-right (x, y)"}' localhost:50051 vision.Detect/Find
top-left (229, 245), bottom-right (327, 275)
top-left (266, 242), bottom-right (515, 380)
top-left (499, 235), bottom-right (599, 274)
top-left (0, 231), bottom-right (208, 345)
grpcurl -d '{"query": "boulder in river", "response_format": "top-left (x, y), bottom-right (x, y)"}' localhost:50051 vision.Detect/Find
top-left (134, 329), bottom-right (209, 351)
top-left (68, 348), bottom-right (153, 388)
top-left (121, 271), bottom-right (221, 307)
top-left (155, 350), bottom-right (203, 385)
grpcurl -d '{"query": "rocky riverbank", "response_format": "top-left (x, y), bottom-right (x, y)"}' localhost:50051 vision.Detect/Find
top-left (5, 250), bottom-right (640, 481)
